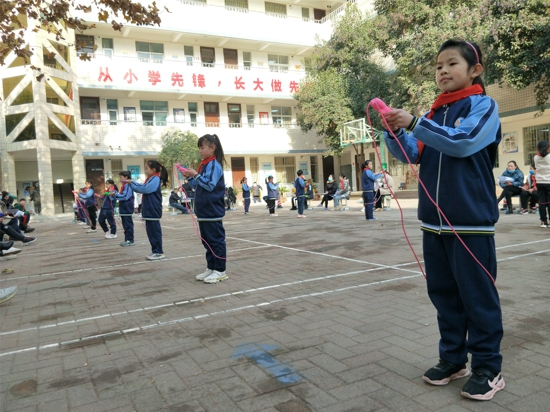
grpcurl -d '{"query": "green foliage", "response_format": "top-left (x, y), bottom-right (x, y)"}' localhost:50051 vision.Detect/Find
top-left (369, 0), bottom-right (485, 112)
top-left (4, 90), bottom-right (35, 140)
top-left (482, 0), bottom-right (550, 111)
top-left (295, 3), bottom-right (407, 155)
top-left (157, 130), bottom-right (201, 173)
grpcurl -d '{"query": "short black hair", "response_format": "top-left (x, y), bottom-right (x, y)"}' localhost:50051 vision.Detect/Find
top-left (297, 169), bottom-right (303, 176)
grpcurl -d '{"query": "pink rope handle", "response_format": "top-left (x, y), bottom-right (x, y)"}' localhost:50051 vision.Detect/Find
top-left (367, 98), bottom-right (495, 283)
top-left (174, 164), bottom-right (227, 261)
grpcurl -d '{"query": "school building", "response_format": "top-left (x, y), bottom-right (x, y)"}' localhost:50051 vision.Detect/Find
top-left (1, 0), bottom-right (548, 214)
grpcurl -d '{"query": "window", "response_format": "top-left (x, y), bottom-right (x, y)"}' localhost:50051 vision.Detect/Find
top-left (228, 104), bottom-right (241, 127)
top-left (275, 156), bottom-right (295, 183)
top-left (184, 45), bottom-right (194, 66)
top-left (523, 124), bottom-right (549, 166)
top-left (310, 156), bottom-right (318, 182)
top-left (107, 99), bottom-right (118, 125)
top-left (200, 47), bottom-right (215, 67)
top-left (225, 0), bottom-right (249, 11)
top-left (188, 102), bottom-right (198, 126)
top-left (250, 157), bottom-right (259, 183)
top-left (102, 38), bottom-right (113, 57)
top-left (243, 51), bottom-right (251, 70)
top-left (76, 35), bottom-right (95, 55)
top-left (268, 54), bottom-right (289, 73)
top-left (302, 7), bottom-right (310, 21)
top-left (80, 97), bottom-right (100, 124)
top-left (271, 106), bottom-right (291, 126)
top-left (111, 159), bottom-right (123, 185)
top-left (223, 49), bottom-right (238, 69)
top-left (136, 42), bottom-right (164, 63)
top-left (46, 97), bottom-right (59, 105)
top-left (246, 105), bottom-right (255, 127)
top-left (265, 1), bottom-right (287, 17)
top-left (140, 100), bottom-right (168, 126)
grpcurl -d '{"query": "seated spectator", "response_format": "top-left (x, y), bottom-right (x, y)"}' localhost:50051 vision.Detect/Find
top-left (305, 179), bottom-right (314, 210)
top-left (519, 164), bottom-right (538, 215)
top-left (496, 160), bottom-right (524, 214)
top-left (290, 187), bottom-right (297, 210)
top-left (13, 199), bottom-right (34, 233)
top-left (333, 174), bottom-right (351, 210)
top-left (169, 187), bottom-right (189, 214)
top-left (375, 171), bottom-right (394, 211)
top-left (0, 212), bottom-right (36, 245)
top-left (318, 175), bottom-right (336, 211)
top-left (1, 191), bottom-right (16, 208)
top-left (226, 187), bottom-right (237, 210)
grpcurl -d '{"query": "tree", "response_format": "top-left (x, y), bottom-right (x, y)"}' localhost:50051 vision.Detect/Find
top-left (157, 130), bottom-right (201, 181)
top-left (0, 0), bottom-right (168, 66)
top-left (369, 0), bottom-right (485, 111)
top-left (295, 3), bottom-right (407, 155)
top-left (482, 0), bottom-right (550, 111)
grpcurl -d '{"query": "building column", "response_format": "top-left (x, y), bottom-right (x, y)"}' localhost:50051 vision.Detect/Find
top-left (72, 151), bottom-right (86, 188)
top-left (0, 150), bottom-right (17, 194)
top-left (37, 144), bottom-right (54, 215)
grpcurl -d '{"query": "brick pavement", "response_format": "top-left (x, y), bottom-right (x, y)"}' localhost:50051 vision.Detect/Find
top-left (1, 198), bottom-right (549, 411)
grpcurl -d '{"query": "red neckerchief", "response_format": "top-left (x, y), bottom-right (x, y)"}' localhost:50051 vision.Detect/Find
top-left (197, 156), bottom-right (216, 173)
top-left (144, 173), bottom-right (159, 184)
top-left (417, 84), bottom-right (484, 164)
top-left (340, 180), bottom-right (344, 190)
top-left (120, 182), bottom-right (126, 193)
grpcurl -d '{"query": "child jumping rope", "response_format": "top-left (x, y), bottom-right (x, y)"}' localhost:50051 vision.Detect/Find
top-left (77, 180), bottom-right (97, 233)
top-left (380, 39), bottom-right (504, 401)
top-left (241, 177), bottom-right (251, 215)
top-left (361, 160), bottom-right (382, 221)
top-left (181, 134), bottom-right (228, 284)
top-left (116, 171), bottom-right (135, 246)
top-left (125, 160), bottom-right (168, 260)
top-left (98, 179), bottom-right (118, 239)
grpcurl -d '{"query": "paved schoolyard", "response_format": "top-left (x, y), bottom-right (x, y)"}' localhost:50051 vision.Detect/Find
top-left (1, 198), bottom-right (549, 412)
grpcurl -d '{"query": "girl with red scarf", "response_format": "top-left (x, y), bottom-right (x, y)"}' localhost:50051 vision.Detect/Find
top-left (381, 40), bottom-right (504, 401)
top-left (181, 134), bottom-right (228, 284)
top-left (126, 160), bottom-right (168, 260)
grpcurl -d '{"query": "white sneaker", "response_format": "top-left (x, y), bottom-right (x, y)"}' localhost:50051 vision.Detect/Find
top-left (3, 247), bottom-right (21, 256)
top-left (204, 270), bottom-right (229, 284)
top-left (108, 234), bottom-right (118, 239)
top-left (146, 253), bottom-right (165, 260)
top-left (78, 222), bottom-right (86, 225)
top-left (196, 268), bottom-right (213, 281)
top-left (86, 229), bottom-right (96, 233)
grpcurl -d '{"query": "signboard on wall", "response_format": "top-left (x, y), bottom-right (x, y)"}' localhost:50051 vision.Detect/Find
top-left (502, 131), bottom-right (518, 154)
top-left (299, 161), bottom-right (309, 176)
top-left (260, 162), bottom-right (274, 184)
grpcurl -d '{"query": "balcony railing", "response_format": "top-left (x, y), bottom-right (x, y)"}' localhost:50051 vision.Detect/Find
top-left (80, 119), bottom-right (302, 129)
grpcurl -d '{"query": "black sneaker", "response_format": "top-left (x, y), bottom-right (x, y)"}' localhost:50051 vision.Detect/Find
top-left (423, 359), bottom-right (470, 385)
top-left (461, 368), bottom-right (505, 400)
top-left (22, 237), bottom-right (36, 245)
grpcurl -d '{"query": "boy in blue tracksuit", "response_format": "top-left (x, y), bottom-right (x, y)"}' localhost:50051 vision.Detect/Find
top-left (266, 176), bottom-right (279, 216)
top-left (381, 40), bottom-right (504, 400)
top-left (361, 160), bottom-right (382, 221)
top-left (127, 160), bottom-right (168, 260)
top-left (181, 134), bottom-right (228, 284)
top-left (241, 177), bottom-right (251, 214)
top-left (116, 171), bottom-right (135, 246)
top-left (294, 170), bottom-right (306, 218)
top-left (98, 179), bottom-right (117, 239)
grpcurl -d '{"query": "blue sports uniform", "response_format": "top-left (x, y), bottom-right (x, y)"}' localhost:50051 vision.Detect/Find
top-left (115, 184), bottom-right (135, 242)
top-left (361, 169), bottom-right (381, 220)
top-left (385, 94), bottom-right (503, 374)
top-left (242, 182), bottom-right (251, 213)
top-left (294, 177), bottom-right (306, 215)
top-left (129, 175), bottom-right (163, 254)
top-left (188, 160), bottom-right (226, 272)
top-left (98, 191), bottom-right (117, 235)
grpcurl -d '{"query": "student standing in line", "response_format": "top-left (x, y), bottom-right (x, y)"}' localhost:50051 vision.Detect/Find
top-left (125, 160), bottom-right (168, 260)
top-left (116, 171), bottom-right (135, 246)
top-left (182, 134), bottom-right (228, 284)
top-left (361, 160), bottom-right (382, 221)
top-left (381, 39), bottom-right (504, 401)
top-left (98, 179), bottom-right (118, 239)
top-left (78, 180), bottom-right (98, 233)
top-left (266, 176), bottom-right (279, 216)
top-left (241, 177), bottom-right (251, 215)
top-left (294, 170), bottom-right (306, 218)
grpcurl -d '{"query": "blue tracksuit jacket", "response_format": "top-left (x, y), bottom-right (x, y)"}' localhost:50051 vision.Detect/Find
top-left (188, 160), bottom-right (225, 221)
top-left (129, 176), bottom-right (162, 220)
top-left (294, 177), bottom-right (305, 197)
top-left (385, 94), bottom-right (501, 235)
top-left (242, 183), bottom-right (251, 199)
top-left (115, 184), bottom-right (135, 216)
top-left (78, 188), bottom-right (96, 208)
top-left (362, 169), bottom-right (381, 192)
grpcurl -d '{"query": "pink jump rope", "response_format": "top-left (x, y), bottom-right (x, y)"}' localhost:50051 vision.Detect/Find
top-left (368, 98), bottom-right (495, 283)
top-left (175, 164), bottom-right (227, 261)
